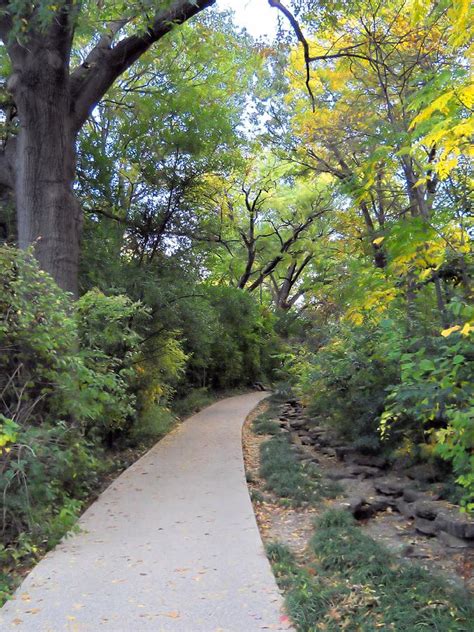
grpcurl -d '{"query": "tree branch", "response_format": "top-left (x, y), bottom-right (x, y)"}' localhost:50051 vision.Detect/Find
top-left (70, 0), bottom-right (216, 131)
top-left (268, 0), bottom-right (315, 110)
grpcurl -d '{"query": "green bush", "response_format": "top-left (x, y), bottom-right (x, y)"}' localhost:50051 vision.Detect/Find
top-left (381, 300), bottom-right (474, 508)
top-left (0, 247), bottom-right (146, 584)
top-left (293, 321), bottom-right (399, 451)
top-left (128, 404), bottom-right (176, 445)
top-left (0, 420), bottom-right (102, 557)
top-left (253, 414), bottom-right (280, 435)
top-left (205, 286), bottom-right (279, 389)
top-left (0, 246), bottom-right (79, 427)
top-left (172, 387), bottom-right (215, 418)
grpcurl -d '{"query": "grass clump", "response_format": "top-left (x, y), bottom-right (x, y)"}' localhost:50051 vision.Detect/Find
top-left (129, 405), bottom-right (177, 445)
top-left (268, 509), bottom-right (474, 631)
top-left (172, 388), bottom-right (215, 418)
top-left (252, 395), bottom-right (283, 435)
top-left (259, 435), bottom-right (340, 505)
top-left (253, 412), bottom-right (280, 435)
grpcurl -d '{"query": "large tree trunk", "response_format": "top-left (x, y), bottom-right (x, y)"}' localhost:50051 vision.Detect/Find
top-left (0, 0), bottom-right (215, 296)
top-left (13, 51), bottom-right (81, 297)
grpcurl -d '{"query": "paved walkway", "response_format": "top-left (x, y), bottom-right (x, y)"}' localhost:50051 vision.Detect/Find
top-left (1, 392), bottom-right (291, 632)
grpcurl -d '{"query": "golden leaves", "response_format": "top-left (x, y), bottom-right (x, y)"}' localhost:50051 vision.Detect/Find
top-left (441, 322), bottom-right (473, 337)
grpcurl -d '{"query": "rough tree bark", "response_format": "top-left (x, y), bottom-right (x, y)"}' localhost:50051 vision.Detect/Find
top-left (0, 0), bottom-right (215, 296)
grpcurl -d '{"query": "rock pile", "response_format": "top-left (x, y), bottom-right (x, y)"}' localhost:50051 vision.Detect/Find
top-left (277, 398), bottom-right (474, 550)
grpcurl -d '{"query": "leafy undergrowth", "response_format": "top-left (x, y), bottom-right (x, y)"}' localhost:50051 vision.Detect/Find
top-left (172, 387), bottom-right (217, 419)
top-left (268, 509), bottom-right (474, 631)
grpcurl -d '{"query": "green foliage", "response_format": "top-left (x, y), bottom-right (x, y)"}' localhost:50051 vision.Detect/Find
top-left (0, 247), bottom-right (146, 592)
top-left (135, 329), bottom-right (188, 424)
top-left (0, 421), bottom-right (103, 567)
top-left (252, 398), bottom-right (282, 435)
top-left (73, 289), bottom-right (147, 438)
top-left (293, 322), bottom-right (399, 451)
top-left (171, 388), bottom-right (215, 419)
top-left (205, 286), bottom-right (277, 389)
top-left (253, 414), bottom-right (280, 436)
top-left (128, 404), bottom-right (176, 446)
top-left (381, 302), bottom-right (474, 508)
top-left (0, 245), bottom-right (78, 427)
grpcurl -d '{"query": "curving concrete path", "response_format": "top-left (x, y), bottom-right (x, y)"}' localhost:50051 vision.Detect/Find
top-left (1, 392), bottom-right (291, 632)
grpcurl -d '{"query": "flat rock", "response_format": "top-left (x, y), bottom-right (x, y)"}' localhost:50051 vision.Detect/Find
top-left (352, 454), bottom-right (387, 469)
top-left (414, 500), bottom-right (440, 521)
top-left (326, 468), bottom-right (354, 481)
top-left (434, 510), bottom-right (474, 540)
top-left (350, 465), bottom-right (381, 478)
top-left (348, 496), bottom-right (390, 520)
top-left (403, 488), bottom-right (423, 503)
top-left (335, 446), bottom-right (357, 461)
top-left (415, 516), bottom-right (438, 536)
top-left (290, 418), bottom-right (307, 429)
top-left (405, 463), bottom-right (440, 483)
top-left (374, 478), bottom-right (407, 496)
top-left (437, 530), bottom-right (474, 549)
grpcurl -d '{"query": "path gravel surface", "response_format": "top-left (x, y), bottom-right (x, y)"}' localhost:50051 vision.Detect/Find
top-left (1, 392), bottom-right (291, 632)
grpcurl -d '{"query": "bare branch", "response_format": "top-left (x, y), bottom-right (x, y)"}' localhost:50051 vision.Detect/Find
top-left (268, 0), bottom-right (315, 110)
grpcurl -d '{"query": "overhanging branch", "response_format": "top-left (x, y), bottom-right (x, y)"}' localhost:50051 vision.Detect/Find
top-left (268, 0), bottom-right (315, 110)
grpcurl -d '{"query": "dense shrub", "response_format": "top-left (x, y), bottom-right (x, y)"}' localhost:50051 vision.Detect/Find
top-left (289, 321), bottom-right (399, 452)
top-left (381, 300), bottom-right (474, 508)
top-left (206, 286), bottom-right (278, 389)
top-left (0, 247), bottom-right (145, 571)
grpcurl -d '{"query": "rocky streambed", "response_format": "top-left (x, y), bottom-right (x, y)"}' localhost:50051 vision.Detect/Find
top-left (276, 398), bottom-right (474, 590)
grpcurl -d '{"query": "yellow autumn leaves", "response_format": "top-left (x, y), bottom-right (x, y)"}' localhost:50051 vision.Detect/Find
top-left (441, 322), bottom-right (474, 337)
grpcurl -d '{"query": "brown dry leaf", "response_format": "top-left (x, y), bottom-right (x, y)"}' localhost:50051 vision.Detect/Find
top-left (12, 618), bottom-right (23, 625)
top-left (161, 611), bottom-right (180, 619)
top-left (20, 593), bottom-right (31, 602)
top-left (26, 608), bottom-right (41, 614)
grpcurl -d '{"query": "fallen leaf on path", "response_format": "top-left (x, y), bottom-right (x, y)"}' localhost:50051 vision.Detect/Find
top-left (160, 611), bottom-right (180, 619)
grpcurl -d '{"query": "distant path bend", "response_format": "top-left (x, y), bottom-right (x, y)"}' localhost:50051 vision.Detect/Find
top-left (1, 392), bottom-right (291, 631)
